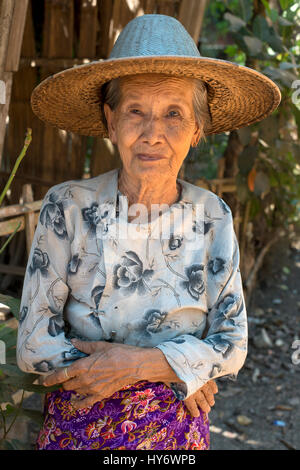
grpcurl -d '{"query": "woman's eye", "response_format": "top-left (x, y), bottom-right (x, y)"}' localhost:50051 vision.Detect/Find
top-left (167, 110), bottom-right (180, 118)
top-left (130, 109), bottom-right (142, 115)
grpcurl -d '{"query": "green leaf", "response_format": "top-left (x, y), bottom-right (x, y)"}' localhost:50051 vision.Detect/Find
top-left (224, 12), bottom-right (246, 32)
top-left (0, 326), bottom-right (17, 347)
top-left (2, 376), bottom-right (61, 393)
top-left (243, 36), bottom-right (264, 56)
top-left (279, 0), bottom-right (292, 9)
top-left (266, 26), bottom-right (285, 52)
top-left (239, 0), bottom-right (254, 23)
top-left (280, 62), bottom-right (300, 70)
top-left (2, 403), bottom-right (17, 417)
top-left (19, 408), bottom-right (44, 426)
top-left (238, 145), bottom-right (258, 175)
top-left (269, 8), bottom-right (279, 23)
top-left (254, 171), bottom-right (270, 198)
top-left (262, 67), bottom-right (296, 87)
top-left (237, 127), bottom-right (252, 146)
top-left (1, 438), bottom-right (27, 450)
top-left (261, 0), bottom-right (271, 15)
top-left (252, 15), bottom-right (270, 42)
top-left (0, 364), bottom-right (36, 381)
top-left (0, 295), bottom-right (20, 320)
top-left (252, 16), bottom-right (284, 52)
top-left (277, 15), bottom-right (293, 26)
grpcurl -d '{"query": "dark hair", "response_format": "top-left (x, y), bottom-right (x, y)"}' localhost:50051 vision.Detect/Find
top-left (101, 76), bottom-right (212, 142)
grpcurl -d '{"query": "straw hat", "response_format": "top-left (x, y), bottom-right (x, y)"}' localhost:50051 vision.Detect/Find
top-left (31, 14), bottom-right (281, 137)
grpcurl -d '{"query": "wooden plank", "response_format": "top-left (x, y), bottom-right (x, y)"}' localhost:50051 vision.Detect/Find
top-left (5, 0), bottom-right (29, 72)
top-left (3, 0), bottom-right (43, 203)
top-left (43, 0), bottom-right (74, 60)
top-left (19, 57), bottom-right (97, 68)
top-left (40, 0), bottom-right (87, 189)
top-left (0, 0), bottom-right (15, 70)
top-left (0, 212), bottom-right (39, 237)
top-left (178, 0), bottom-right (208, 44)
top-left (98, 0), bottom-right (114, 58)
top-left (0, 170), bottom-right (56, 189)
top-left (0, 200), bottom-right (42, 219)
top-left (157, 0), bottom-right (177, 15)
top-left (141, 0), bottom-right (156, 14)
top-left (90, 138), bottom-right (121, 177)
top-left (108, 0), bottom-right (139, 56)
top-left (0, 71), bottom-right (13, 165)
top-left (0, 263), bottom-right (25, 276)
top-left (78, 0), bottom-right (99, 58)
top-left (0, 0), bottom-right (15, 166)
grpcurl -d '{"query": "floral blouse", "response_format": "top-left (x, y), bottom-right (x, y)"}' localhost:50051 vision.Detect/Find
top-left (16, 168), bottom-right (248, 400)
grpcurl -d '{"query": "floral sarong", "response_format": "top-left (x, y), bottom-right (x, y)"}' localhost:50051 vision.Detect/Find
top-left (36, 380), bottom-right (210, 450)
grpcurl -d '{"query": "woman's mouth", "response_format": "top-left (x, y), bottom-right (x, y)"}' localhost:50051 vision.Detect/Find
top-left (137, 154), bottom-right (165, 161)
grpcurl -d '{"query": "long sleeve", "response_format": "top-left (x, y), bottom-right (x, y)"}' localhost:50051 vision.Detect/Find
top-left (16, 185), bottom-right (86, 375)
top-left (155, 204), bottom-right (248, 400)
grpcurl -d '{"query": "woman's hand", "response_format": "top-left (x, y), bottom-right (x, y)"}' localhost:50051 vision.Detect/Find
top-left (43, 339), bottom-right (218, 413)
top-left (184, 380), bottom-right (218, 417)
top-left (43, 339), bottom-right (145, 409)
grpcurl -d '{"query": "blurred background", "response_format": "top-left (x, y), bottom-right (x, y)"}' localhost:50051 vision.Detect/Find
top-left (0, 0), bottom-right (299, 450)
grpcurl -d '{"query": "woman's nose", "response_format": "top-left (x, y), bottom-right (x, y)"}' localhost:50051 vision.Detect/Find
top-left (141, 116), bottom-right (164, 145)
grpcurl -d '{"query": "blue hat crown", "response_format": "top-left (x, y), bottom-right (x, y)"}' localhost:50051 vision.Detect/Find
top-left (109, 14), bottom-right (201, 59)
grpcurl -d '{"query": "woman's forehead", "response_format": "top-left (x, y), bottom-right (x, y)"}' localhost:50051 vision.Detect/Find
top-left (119, 74), bottom-right (195, 100)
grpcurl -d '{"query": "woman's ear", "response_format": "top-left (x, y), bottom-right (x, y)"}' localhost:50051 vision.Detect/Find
top-left (192, 122), bottom-right (203, 147)
top-left (104, 103), bottom-right (117, 144)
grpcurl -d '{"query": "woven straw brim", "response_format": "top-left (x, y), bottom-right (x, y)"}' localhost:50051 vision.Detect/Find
top-left (31, 56), bottom-right (281, 137)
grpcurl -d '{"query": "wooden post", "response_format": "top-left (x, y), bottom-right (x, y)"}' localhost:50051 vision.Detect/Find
top-left (0, 0), bottom-right (28, 165)
top-left (178, 0), bottom-right (208, 44)
top-left (78, 0), bottom-right (99, 59)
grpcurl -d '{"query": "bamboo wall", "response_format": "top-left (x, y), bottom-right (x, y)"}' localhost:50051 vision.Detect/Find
top-left (0, 0), bottom-right (210, 294)
top-left (1, 0), bottom-right (208, 203)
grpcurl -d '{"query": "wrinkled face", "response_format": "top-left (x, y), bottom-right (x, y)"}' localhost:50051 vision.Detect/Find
top-left (104, 74), bottom-right (202, 181)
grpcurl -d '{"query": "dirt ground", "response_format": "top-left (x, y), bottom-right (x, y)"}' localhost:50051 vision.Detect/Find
top-left (209, 228), bottom-right (300, 451)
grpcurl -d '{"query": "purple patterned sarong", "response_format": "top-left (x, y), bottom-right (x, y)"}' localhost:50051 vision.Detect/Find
top-left (36, 380), bottom-right (210, 450)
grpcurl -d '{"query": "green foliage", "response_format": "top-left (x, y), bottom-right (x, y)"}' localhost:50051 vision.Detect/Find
top-left (0, 316), bottom-right (60, 449)
top-left (194, 0), bottom-right (300, 233)
top-left (0, 129), bottom-right (60, 449)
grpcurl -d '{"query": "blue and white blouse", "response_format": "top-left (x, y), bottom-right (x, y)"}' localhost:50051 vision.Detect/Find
top-left (16, 168), bottom-right (248, 400)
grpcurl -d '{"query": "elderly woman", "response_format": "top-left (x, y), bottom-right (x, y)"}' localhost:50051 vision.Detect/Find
top-left (17, 14), bottom-right (280, 451)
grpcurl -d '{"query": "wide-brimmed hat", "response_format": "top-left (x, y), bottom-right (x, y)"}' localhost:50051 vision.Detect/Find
top-left (31, 14), bottom-right (281, 137)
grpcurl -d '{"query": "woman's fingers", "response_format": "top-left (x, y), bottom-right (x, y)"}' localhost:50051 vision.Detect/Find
top-left (194, 390), bottom-right (211, 413)
top-left (184, 397), bottom-right (200, 418)
top-left (70, 394), bottom-right (103, 410)
top-left (207, 379), bottom-right (218, 395)
top-left (43, 365), bottom-right (77, 386)
top-left (71, 339), bottom-right (109, 355)
top-left (200, 383), bottom-right (215, 408)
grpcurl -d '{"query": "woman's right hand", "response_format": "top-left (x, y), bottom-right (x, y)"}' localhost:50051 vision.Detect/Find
top-left (184, 380), bottom-right (218, 417)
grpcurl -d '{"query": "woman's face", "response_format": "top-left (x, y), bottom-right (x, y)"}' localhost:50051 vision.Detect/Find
top-left (104, 74), bottom-right (202, 181)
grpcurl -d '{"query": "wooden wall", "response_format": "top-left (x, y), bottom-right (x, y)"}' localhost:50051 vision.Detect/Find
top-left (0, 0), bottom-right (206, 204)
top-left (0, 0), bottom-right (208, 292)
top-left (1, 0), bottom-right (207, 203)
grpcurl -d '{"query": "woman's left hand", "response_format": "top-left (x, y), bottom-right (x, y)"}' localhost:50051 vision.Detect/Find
top-left (184, 380), bottom-right (218, 416)
top-left (43, 339), bottom-right (143, 409)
